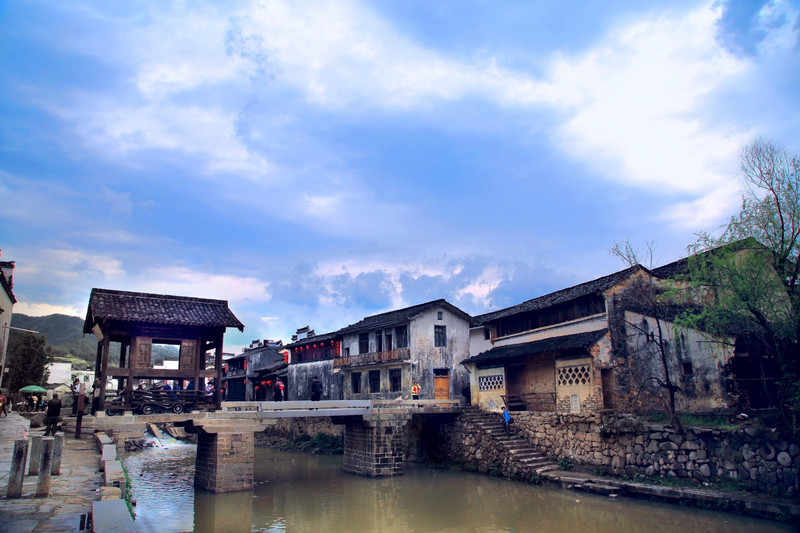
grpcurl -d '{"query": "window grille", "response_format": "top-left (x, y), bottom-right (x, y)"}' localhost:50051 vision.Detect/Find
top-left (478, 374), bottom-right (504, 391)
top-left (557, 365), bottom-right (591, 386)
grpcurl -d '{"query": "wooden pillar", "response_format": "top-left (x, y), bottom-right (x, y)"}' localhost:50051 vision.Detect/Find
top-left (214, 334), bottom-right (223, 410)
top-left (99, 336), bottom-right (110, 410)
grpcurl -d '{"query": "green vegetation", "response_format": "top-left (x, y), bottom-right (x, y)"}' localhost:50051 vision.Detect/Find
top-left (6, 333), bottom-right (52, 392)
top-left (557, 456), bottom-right (574, 470)
top-left (680, 138), bottom-right (800, 439)
top-left (643, 412), bottom-right (740, 431)
top-left (121, 463), bottom-right (136, 519)
top-left (279, 432), bottom-right (344, 454)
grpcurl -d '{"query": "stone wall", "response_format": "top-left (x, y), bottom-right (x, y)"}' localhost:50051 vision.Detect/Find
top-left (195, 431), bottom-right (254, 493)
top-left (512, 412), bottom-right (799, 495)
top-left (262, 416), bottom-right (345, 439)
top-left (428, 414), bottom-right (537, 481)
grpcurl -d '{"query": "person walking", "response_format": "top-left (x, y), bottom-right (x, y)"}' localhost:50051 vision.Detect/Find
top-left (311, 377), bottom-right (323, 401)
top-left (502, 406), bottom-right (512, 435)
top-left (44, 393), bottom-right (62, 436)
top-left (411, 381), bottom-right (421, 400)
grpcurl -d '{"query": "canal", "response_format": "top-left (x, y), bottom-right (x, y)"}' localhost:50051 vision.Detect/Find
top-left (123, 443), bottom-right (793, 533)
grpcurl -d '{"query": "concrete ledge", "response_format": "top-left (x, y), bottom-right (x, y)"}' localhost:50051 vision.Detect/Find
top-left (92, 499), bottom-right (135, 532)
top-left (100, 487), bottom-right (122, 501)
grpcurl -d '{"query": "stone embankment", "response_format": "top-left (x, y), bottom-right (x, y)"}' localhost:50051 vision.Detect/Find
top-left (436, 407), bottom-right (557, 480)
top-left (512, 412), bottom-right (799, 495)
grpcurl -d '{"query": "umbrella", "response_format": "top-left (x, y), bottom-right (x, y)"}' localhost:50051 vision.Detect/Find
top-left (18, 385), bottom-right (47, 394)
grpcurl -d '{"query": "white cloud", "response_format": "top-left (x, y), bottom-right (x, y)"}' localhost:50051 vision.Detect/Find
top-left (14, 302), bottom-right (82, 317)
top-left (140, 267), bottom-right (270, 305)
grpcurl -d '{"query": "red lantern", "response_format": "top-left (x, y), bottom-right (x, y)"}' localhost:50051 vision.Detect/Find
top-left (255, 386), bottom-right (259, 390)
top-left (261, 381), bottom-right (267, 386)
top-left (244, 378), bottom-right (247, 384)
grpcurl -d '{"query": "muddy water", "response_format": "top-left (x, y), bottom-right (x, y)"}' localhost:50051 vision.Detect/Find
top-left (123, 445), bottom-right (793, 533)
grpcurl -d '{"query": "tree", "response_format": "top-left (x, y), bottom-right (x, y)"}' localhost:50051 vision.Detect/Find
top-left (687, 137), bottom-right (800, 437)
top-left (6, 333), bottom-right (52, 393)
top-left (611, 242), bottom-right (684, 430)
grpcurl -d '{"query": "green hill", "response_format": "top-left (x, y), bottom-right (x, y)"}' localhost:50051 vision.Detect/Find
top-left (9, 313), bottom-right (178, 370)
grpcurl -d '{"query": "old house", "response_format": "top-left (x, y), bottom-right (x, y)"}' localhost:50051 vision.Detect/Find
top-left (0, 260), bottom-right (16, 389)
top-left (286, 299), bottom-right (475, 402)
top-left (463, 264), bottom-right (737, 414)
top-left (285, 329), bottom-right (342, 401)
top-left (82, 288), bottom-right (244, 411)
top-left (222, 339), bottom-right (287, 401)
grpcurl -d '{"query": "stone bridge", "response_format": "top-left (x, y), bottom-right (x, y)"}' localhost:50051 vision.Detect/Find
top-left (93, 399), bottom-right (461, 492)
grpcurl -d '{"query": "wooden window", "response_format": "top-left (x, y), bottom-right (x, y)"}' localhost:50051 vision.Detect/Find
top-left (369, 370), bottom-right (381, 393)
top-left (437, 311), bottom-right (443, 320)
top-left (434, 325), bottom-right (447, 347)
top-left (359, 333), bottom-right (369, 354)
top-left (351, 372), bottom-right (361, 394)
top-left (376, 330), bottom-right (383, 353)
top-left (395, 326), bottom-right (408, 348)
top-left (389, 369), bottom-right (401, 392)
top-left (385, 332), bottom-right (392, 350)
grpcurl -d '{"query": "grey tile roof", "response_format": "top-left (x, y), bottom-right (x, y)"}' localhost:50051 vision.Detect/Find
top-left (336, 299), bottom-right (476, 335)
top-left (83, 288), bottom-right (244, 333)
top-left (474, 267), bottom-right (641, 324)
top-left (462, 329), bottom-right (608, 366)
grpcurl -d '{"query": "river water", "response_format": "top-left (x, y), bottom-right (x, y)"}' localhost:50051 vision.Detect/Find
top-left (122, 443), bottom-right (793, 533)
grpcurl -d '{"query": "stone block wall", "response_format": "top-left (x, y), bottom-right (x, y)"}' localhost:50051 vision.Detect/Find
top-left (195, 431), bottom-right (254, 493)
top-left (512, 412), bottom-right (799, 495)
top-left (343, 416), bottom-right (406, 477)
top-left (430, 415), bottom-right (536, 481)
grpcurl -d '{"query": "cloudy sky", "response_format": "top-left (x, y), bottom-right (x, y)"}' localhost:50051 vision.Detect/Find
top-left (1, 0), bottom-right (798, 352)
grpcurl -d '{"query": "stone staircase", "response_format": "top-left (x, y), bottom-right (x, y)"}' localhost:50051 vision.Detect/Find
top-left (460, 407), bottom-right (558, 477)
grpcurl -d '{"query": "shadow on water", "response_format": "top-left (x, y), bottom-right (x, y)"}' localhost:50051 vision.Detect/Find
top-left (124, 444), bottom-right (794, 533)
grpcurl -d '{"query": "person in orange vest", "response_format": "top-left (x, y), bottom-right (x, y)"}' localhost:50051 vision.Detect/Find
top-left (411, 381), bottom-right (421, 400)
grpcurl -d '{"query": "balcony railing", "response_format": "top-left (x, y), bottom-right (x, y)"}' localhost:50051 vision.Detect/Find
top-left (333, 347), bottom-right (411, 368)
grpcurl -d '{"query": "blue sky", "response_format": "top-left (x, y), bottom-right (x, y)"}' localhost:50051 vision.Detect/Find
top-left (1, 0), bottom-right (799, 353)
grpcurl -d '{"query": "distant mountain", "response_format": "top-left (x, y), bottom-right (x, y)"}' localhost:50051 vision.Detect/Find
top-left (9, 314), bottom-right (178, 369)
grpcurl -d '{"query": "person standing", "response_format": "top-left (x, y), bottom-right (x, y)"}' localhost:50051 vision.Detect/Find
top-left (44, 393), bottom-right (62, 436)
top-left (0, 390), bottom-right (7, 416)
top-left (411, 381), bottom-right (421, 400)
top-left (273, 379), bottom-right (283, 402)
top-left (91, 378), bottom-right (101, 415)
top-left (71, 379), bottom-right (80, 416)
top-left (311, 377), bottom-right (323, 401)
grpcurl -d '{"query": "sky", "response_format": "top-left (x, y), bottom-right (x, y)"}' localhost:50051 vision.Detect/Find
top-left (1, 0), bottom-right (799, 354)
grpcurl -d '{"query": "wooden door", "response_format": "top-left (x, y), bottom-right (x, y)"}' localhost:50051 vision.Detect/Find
top-left (434, 375), bottom-right (450, 400)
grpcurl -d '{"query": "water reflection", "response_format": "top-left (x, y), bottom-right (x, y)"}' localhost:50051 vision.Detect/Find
top-left (124, 445), bottom-right (793, 533)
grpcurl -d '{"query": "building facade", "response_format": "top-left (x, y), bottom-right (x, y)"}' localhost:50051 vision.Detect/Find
top-left (463, 264), bottom-right (737, 415)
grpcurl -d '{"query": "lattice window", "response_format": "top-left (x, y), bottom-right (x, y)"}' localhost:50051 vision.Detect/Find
top-left (478, 374), bottom-right (504, 391)
top-left (557, 365), bottom-right (591, 386)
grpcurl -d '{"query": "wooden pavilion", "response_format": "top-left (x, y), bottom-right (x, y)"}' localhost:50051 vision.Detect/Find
top-left (83, 288), bottom-right (244, 412)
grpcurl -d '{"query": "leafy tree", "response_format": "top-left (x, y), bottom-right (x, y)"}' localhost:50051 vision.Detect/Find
top-left (6, 333), bottom-right (52, 393)
top-left (686, 137), bottom-right (799, 437)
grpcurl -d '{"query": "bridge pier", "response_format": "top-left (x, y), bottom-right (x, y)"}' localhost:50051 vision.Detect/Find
top-left (194, 429), bottom-right (254, 493)
top-left (343, 413), bottom-right (410, 477)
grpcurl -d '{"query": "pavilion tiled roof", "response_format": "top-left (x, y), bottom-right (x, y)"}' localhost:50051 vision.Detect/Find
top-left (462, 329), bottom-right (608, 366)
top-left (83, 288), bottom-right (244, 333)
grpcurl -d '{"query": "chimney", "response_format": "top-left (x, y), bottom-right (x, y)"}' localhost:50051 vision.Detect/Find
top-left (0, 261), bottom-right (14, 290)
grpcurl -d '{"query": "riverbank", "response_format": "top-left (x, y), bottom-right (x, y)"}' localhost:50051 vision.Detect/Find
top-left (0, 412), bottom-right (102, 532)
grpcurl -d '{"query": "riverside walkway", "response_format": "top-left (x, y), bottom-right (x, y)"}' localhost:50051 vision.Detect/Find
top-left (0, 412), bottom-right (101, 532)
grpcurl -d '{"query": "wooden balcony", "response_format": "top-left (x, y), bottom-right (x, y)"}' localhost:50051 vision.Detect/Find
top-left (333, 348), bottom-right (411, 368)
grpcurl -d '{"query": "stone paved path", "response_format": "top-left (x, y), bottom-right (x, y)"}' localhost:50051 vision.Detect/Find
top-left (0, 412), bottom-right (102, 532)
